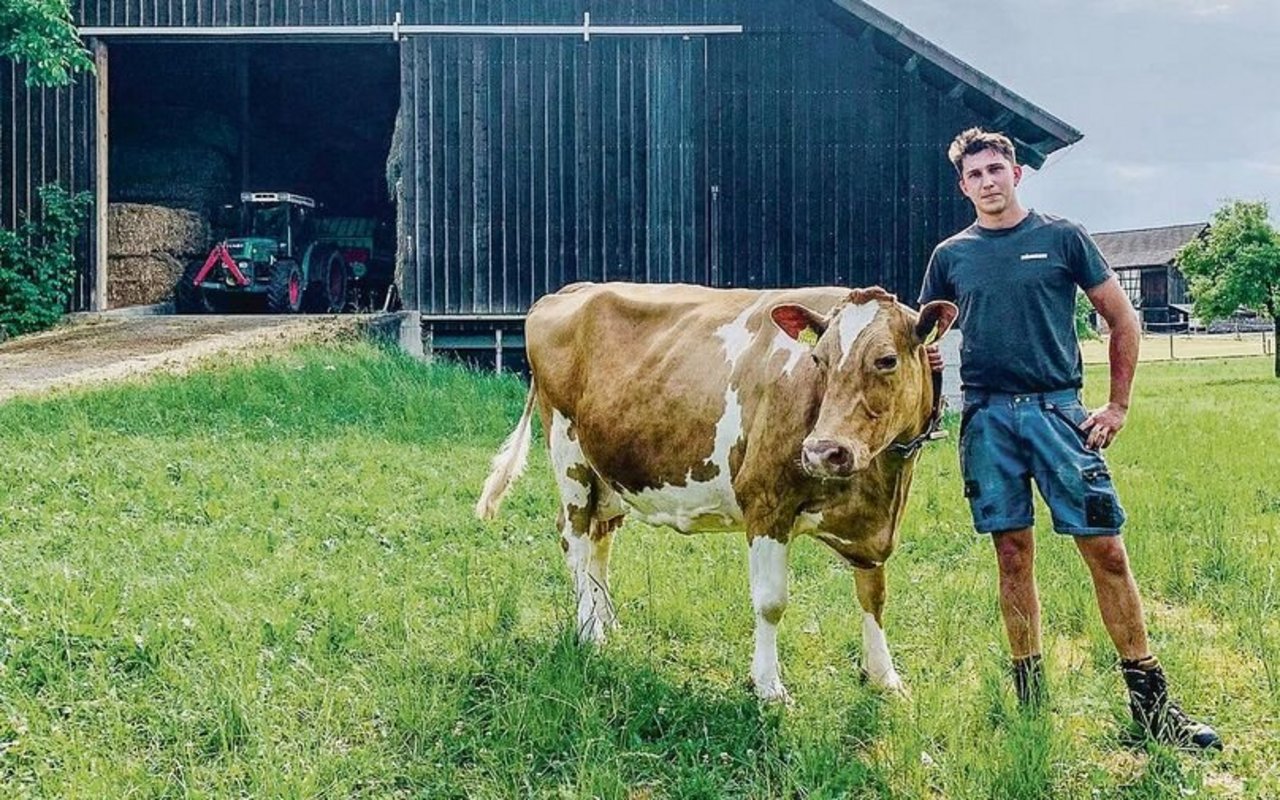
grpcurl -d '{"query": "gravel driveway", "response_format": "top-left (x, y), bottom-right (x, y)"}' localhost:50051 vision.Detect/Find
top-left (0, 313), bottom-right (371, 401)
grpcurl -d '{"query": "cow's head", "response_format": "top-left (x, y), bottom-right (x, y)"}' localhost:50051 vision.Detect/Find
top-left (771, 287), bottom-right (958, 479)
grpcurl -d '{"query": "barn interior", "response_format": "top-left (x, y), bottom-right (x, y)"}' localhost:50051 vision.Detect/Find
top-left (105, 41), bottom-right (399, 308)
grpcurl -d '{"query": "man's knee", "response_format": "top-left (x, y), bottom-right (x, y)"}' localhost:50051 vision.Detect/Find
top-left (992, 529), bottom-right (1035, 576)
top-left (1078, 535), bottom-right (1131, 578)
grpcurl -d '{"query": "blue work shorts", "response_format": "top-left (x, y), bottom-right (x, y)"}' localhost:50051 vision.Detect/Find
top-left (959, 389), bottom-right (1126, 536)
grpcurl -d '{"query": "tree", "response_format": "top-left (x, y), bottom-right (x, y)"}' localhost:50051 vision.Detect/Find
top-left (0, 0), bottom-right (93, 87)
top-left (1177, 200), bottom-right (1280, 378)
top-left (1075, 289), bottom-right (1098, 341)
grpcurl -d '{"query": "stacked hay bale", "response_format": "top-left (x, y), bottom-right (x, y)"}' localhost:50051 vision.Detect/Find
top-left (111, 146), bottom-right (235, 213)
top-left (107, 104), bottom-right (230, 307)
top-left (107, 204), bottom-right (209, 308)
top-left (110, 106), bottom-right (239, 215)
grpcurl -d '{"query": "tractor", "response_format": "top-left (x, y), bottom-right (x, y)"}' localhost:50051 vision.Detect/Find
top-left (175, 192), bottom-right (351, 314)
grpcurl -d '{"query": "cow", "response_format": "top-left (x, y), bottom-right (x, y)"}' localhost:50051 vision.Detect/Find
top-left (475, 282), bottom-right (958, 702)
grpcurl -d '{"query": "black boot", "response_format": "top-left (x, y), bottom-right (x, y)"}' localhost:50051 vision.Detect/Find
top-left (1121, 656), bottom-right (1222, 751)
top-left (1012, 654), bottom-right (1047, 708)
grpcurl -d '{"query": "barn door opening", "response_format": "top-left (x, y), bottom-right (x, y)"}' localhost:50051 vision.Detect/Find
top-left (101, 39), bottom-right (399, 311)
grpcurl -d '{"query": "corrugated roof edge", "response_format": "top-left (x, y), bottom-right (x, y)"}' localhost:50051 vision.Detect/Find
top-left (1093, 222), bottom-right (1208, 237)
top-left (829, 0), bottom-right (1084, 169)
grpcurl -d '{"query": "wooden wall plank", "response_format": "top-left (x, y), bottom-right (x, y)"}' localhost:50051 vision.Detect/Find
top-left (529, 37), bottom-right (548, 301)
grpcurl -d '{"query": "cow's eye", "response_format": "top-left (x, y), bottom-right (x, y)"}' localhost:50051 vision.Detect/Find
top-left (874, 354), bottom-right (899, 371)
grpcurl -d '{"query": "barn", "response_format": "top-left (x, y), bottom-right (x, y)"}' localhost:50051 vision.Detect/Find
top-left (1092, 223), bottom-right (1207, 329)
top-left (2, 0), bottom-right (1081, 359)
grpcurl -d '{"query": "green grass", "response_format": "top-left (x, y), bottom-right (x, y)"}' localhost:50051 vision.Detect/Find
top-left (0, 344), bottom-right (1276, 797)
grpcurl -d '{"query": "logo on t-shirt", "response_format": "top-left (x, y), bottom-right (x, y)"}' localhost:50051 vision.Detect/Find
top-left (1020, 253), bottom-right (1049, 261)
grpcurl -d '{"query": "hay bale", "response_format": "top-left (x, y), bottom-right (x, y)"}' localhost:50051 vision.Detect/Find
top-left (108, 254), bottom-right (187, 307)
top-left (108, 203), bottom-right (209, 258)
top-left (110, 144), bottom-right (234, 214)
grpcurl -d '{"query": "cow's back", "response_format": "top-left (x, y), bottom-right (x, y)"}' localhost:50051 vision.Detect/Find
top-left (526, 282), bottom-right (846, 506)
top-left (528, 283), bottom-right (756, 403)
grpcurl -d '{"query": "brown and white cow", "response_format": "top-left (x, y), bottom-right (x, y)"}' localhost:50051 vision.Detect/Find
top-left (476, 282), bottom-right (957, 702)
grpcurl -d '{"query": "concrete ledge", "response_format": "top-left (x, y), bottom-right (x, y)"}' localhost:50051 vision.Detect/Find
top-left (68, 301), bottom-right (174, 320)
top-left (351, 310), bottom-right (426, 359)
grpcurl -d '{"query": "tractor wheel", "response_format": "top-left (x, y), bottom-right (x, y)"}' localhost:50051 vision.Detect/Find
top-left (267, 259), bottom-right (304, 314)
top-left (174, 260), bottom-right (214, 314)
top-left (304, 247), bottom-right (349, 313)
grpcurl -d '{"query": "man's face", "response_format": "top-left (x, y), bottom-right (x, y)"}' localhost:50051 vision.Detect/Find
top-left (958, 148), bottom-right (1022, 217)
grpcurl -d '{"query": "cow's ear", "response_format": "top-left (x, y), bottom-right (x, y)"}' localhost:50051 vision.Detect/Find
top-left (771, 304), bottom-right (828, 347)
top-left (914, 300), bottom-right (959, 346)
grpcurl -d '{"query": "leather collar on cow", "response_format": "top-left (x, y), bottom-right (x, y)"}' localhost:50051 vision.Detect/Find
top-left (888, 370), bottom-right (948, 459)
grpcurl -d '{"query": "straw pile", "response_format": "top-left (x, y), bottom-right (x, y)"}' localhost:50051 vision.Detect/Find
top-left (108, 254), bottom-right (189, 308)
top-left (107, 204), bottom-right (209, 307)
top-left (110, 145), bottom-right (234, 214)
top-left (109, 203), bottom-right (208, 256)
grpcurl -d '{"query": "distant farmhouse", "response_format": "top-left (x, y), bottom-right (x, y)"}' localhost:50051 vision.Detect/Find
top-left (1092, 223), bottom-right (1207, 328)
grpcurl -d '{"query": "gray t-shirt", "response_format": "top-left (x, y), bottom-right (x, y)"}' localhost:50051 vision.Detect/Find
top-left (918, 210), bottom-right (1113, 394)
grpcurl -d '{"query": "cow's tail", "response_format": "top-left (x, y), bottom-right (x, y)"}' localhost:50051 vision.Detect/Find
top-left (475, 379), bottom-right (538, 520)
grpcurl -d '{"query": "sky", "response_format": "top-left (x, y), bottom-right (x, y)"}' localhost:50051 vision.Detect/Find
top-left (872, 0), bottom-right (1280, 233)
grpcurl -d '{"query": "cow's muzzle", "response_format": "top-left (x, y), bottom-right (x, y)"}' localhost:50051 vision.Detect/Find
top-left (801, 438), bottom-right (867, 479)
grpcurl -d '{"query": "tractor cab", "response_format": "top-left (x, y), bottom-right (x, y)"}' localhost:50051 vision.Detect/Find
top-left (217, 192), bottom-right (316, 261)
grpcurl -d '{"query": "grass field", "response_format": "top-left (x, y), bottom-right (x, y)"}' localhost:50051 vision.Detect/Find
top-left (1080, 332), bottom-right (1273, 364)
top-left (0, 345), bottom-right (1276, 798)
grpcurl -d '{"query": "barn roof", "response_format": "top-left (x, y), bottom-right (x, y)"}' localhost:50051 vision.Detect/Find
top-left (1091, 223), bottom-right (1209, 270)
top-left (829, 0), bottom-right (1083, 168)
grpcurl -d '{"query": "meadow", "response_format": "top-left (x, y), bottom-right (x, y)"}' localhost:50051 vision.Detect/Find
top-left (1079, 332), bottom-right (1273, 364)
top-left (0, 344), bottom-right (1275, 798)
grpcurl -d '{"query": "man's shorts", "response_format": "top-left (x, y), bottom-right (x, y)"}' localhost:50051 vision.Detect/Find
top-left (959, 389), bottom-right (1126, 536)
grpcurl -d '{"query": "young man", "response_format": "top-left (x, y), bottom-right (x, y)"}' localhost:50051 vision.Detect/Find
top-left (919, 128), bottom-right (1220, 750)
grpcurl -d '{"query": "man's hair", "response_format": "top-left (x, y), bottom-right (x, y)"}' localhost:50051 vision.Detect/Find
top-left (948, 128), bottom-right (1017, 174)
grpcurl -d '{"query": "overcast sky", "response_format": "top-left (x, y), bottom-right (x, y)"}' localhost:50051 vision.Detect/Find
top-left (874, 0), bottom-right (1280, 233)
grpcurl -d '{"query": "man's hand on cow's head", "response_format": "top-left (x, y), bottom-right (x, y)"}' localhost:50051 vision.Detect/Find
top-left (926, 345), bottom-right (944, 373)
top-left (1080, 402), bottom-right (1127, 450)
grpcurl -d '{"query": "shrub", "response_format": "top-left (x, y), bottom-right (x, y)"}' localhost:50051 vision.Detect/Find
top-left (0, 184), bottom-right (92, 340)
top-left (1074, 290), bottom-right (1098, 341)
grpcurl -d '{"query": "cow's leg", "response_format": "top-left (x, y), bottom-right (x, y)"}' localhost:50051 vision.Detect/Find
top-left (560, 511), bottom-right (617, 645)
top-left (748, 534), bottom-right (791, 703)
top-left (549, 410), bottom-right (615, 645)
top-left (854, 565), bottom-right (908, 696)
top-left (587, 485), bottom-right (626, 633)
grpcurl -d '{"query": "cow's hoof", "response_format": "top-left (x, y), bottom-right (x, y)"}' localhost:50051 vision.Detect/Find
top-left (883, 677), bottom-right (911, 699)
top-left (862, 667), bottom-right (910, 699)
top-left (754, 680), bottom-right (793, 706)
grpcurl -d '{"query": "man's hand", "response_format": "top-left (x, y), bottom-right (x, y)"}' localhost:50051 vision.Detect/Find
top-left (1080, 402), bottom-right (1127, 450)
top-left (926, 344), bottom-right (944, 373)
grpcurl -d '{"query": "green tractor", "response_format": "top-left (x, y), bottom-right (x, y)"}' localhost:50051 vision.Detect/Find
top-left (175, 192), bottom-right (352, 314)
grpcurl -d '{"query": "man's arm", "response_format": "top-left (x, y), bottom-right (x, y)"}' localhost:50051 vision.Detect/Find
top-left (1082, 275), bottom-right (1140, 449)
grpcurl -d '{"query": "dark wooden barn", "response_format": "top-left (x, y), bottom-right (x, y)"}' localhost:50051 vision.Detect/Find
top-left (3, 0), bottom-right (1081, 352)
